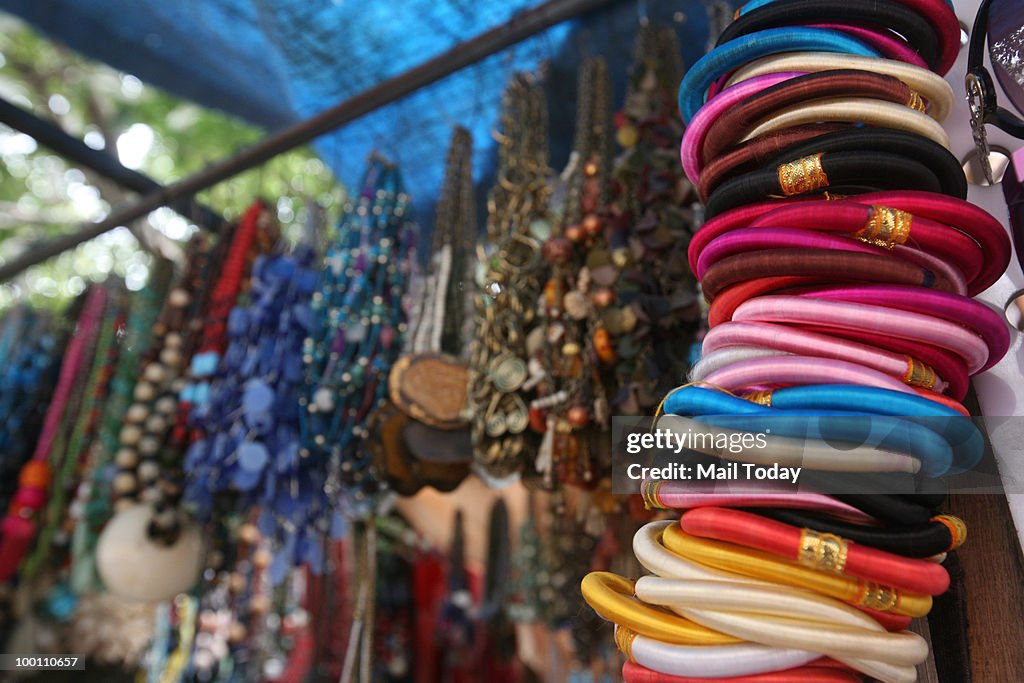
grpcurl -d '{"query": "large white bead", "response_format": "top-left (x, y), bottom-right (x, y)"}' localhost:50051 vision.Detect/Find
top-left (96, 504), bottom-right (203, 602)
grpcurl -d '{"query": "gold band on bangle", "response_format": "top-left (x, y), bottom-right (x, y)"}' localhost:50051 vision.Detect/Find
top-left (902, 356), bottom-right (938, 389)
top-left (642, 480), bottom-right (664, 510)
top-left (615, 625), bottom-right (639, 661)
top-left (778, 154), bottom-right (829, 196)
top-left (931, 515), bottom-right (968, 551)
top-left (660, 524), bottom-right (932, 618)
top-left (580, 571), bottom-right (740, 645)
top-left (906, 91), bottom-right (926, 113)
top-left (856, 205), bottom-right (913, 249)
top-left (797, 529), bottom-right (849, 574)
top-left (743, 390), bottom-right (773, 407)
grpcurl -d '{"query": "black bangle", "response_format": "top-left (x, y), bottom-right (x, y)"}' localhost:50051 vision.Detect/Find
top-left (705, 150), bottom-right (943, 218)
top-left (742, 507), bottom-right (961, 557)
top-left (763, 128), bottom-right (968, 200)
top-left (716, 0), bottom-right (941, 71)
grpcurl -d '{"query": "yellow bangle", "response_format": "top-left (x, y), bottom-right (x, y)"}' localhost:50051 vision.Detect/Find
top-left (741, 98), bottom-right (951, 150)
top-left (661, 525), bottom-right (932, 618)
top-left (580, 571), bottom-right (741, 646)
top-left (725, 53), bottom-right (954, 121)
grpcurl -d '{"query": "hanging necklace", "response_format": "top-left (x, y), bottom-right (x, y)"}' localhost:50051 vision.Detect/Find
top-left (535, 56), bottom-right (615, 489)
top-left (469, 73), bottom-right (552, 482)
top-left (302, 157), bottom-right (417, 518)
top-left (607, 25), bottom-right (700, 415)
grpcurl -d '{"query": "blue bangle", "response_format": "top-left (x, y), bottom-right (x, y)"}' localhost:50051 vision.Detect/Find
top-left (677, 27), bottom-right (880, 122)
top-left (663, 386), bottom-right (982, 475)
top-left (736, 0), bottom-right (954, 15)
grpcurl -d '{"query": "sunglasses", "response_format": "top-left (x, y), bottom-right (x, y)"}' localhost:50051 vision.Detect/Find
top-left (966, 0), bottom-right (1024, 184)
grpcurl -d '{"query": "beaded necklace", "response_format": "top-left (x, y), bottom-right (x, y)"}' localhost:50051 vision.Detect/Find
top-left (469, 74), bottom-right (552, 481)
top-left (607, 25), bottom-right (700, 414)
top-left (0, 286), bottom-right (108, 582)
top-left (536, 57), bottom-right (615, 489)
top-left (184, 216), bottom-right (324, 571)
top-left (70, 260), bottom-right (173, 593)
top-left (302, 157), bottom-right (417, 517)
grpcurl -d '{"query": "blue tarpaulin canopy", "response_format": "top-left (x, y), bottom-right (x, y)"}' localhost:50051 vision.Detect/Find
top-left (0, 0), bottom-right (718, 218)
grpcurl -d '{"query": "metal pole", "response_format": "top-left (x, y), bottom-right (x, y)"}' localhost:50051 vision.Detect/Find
top-left (0, 97), bottom-right (224, 232)
top-left (0, 0), bottom-right (615, 282)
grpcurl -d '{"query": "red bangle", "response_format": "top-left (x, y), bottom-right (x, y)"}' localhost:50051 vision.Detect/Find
top-left (679, 508), bottom-right (950, 596)
top-left (852, 191), bottom-right (1012, 295)
top-left (886, 0), bottom-right (961, 76)
top-left (708, 276), bottom-right (817, 327)
top-left (700, 249), bottom-right (957, 301)
top-left (622, 661), bottom-right (862, 683)
top-left (743, 202), bottom-right (987, 295)
top-left (701, 70), bottom-right (923, 165)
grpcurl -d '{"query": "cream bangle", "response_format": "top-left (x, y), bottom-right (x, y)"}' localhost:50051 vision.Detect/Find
top-left (636, 579), bottom-right (926, 666)
top-left (726, 53), bottom-right (953, 121)
top-left (741, 98), bottom-right (951, 150)
top-left (616, 625), bottom-right (821, 679)
top-left (634, 521), bottom-right (775, 587)
top-left (656, 414), bottom-right (920, 474)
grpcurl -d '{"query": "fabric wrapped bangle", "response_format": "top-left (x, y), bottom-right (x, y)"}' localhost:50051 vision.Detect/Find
top-left (806, 23), bottom-right (928, 68)
top-left (679, 508), bottom-right (950, 595)
top-left (759, 132), bottom-right (967, 202)
top-left (663, 385), bottom-right (982, 473)
top-left (734, 0), bottom-right (961, 75)
top-left (632, 522), bottom-right (915, 633)
top-left (725, 53), bottom-right (954, 120)
top-left (700, 248), bottom-right (957, 300)
top-left (656, 413), bottom-right (921, 474)
top-left (741, 200), bottom-right (980, 287)
top-left (749, 508), bottom-right (966, 558)
top-left (701, 70), bottom-right (934, 164)
top-left (634, 578), bottom-right (929, 672)
top-left (694, 228), bottom-right (967, 296)
top-left (702, 322), bottom-right (951, 395)
top-left (621, 661), bottom-right (862, 683)
top-left (660, 524), bottom-right (932, 618)
top-left (698, 125), bottom-right (851, 200)
top-left (642, 481), bottom-right (876, 523)
top-left (738, 97), bottom-right (951, 149)
top-left (704, 151), bottom-right (945, 218)
top-left (731, 296), bottom-right (990, 375)
top-left (797, 286), bottom-right (1011, 374)
top-left (682, 72), bottom-right (803, 184)
top-left (851, 191), bottom-right (1011, 293)
top-left (678, 28), bottom-right (881, 122)
top-left (716, 0), bottom-right (941, 71)
top-left (614, 625), bottom-right (822, 679)
top-left (580, 572), bottom-right (740, 645)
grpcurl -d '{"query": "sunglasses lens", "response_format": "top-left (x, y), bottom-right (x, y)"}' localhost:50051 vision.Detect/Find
top-left (990, 0), bottom-right (1024, 116)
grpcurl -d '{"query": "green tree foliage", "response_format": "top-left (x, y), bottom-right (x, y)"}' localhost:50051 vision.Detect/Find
top-left (0, 15), bottom-right (343, 308)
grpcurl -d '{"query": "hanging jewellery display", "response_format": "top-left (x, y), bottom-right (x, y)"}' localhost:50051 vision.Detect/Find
top-left (607, 25), bottom-right (701, 415)
top-left (379, 126), bottom-right (477, 494)
top-left (302, 156), bottom-right (418, 517)
top-left (469, 73), bottom-right (553, 482)
top-left (534, 56), bottom-right (615, 489)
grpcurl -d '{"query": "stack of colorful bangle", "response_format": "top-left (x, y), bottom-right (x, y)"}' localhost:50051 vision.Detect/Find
top-left (584, 2), bottom-right (1013, 680)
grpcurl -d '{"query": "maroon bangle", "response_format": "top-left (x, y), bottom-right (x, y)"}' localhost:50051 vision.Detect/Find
top-left (701, 70), bottom-right (922, 165)
top-left (700, 248), bottom-right (957, 301)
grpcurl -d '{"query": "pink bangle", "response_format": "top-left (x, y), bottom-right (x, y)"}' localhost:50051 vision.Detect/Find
top-left (644, 480), bottom-right (877, 524)
top-left (797, 285), bottom-right (1011, 374)
top-left (699, 356), bottom-right (917, 394)
top-left (732, 296), bottom-right (991, 375)
top-left (680, 72), bottom-right (802, 184)
top-left (703, 322), bottom-right (948, 394)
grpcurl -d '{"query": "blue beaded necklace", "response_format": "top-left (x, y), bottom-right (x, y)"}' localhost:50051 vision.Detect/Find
top-left (301, 158), bottom-right (416, 518)
top-left (184, 230), bottom-right (325, 577)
